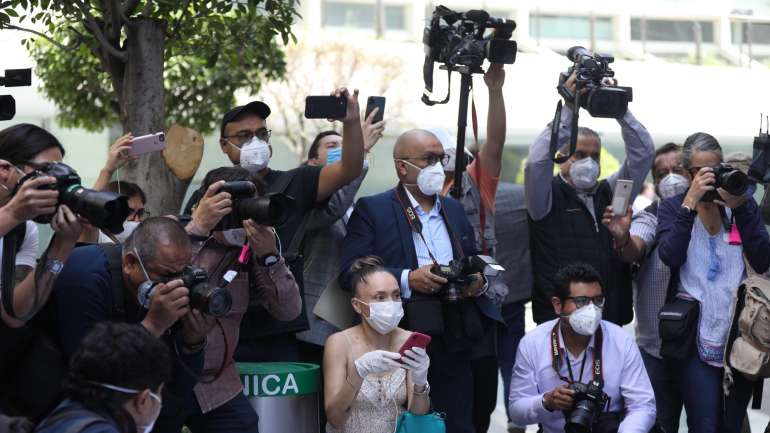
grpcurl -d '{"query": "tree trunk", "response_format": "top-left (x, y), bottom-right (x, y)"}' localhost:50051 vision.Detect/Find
top-left (120, 17), bottom-right (191, 215)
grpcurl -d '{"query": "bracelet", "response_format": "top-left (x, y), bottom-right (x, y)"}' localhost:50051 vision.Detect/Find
top-left (413, 382), bottom-right (430, 396)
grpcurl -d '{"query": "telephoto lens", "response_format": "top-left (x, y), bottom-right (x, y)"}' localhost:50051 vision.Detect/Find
top-left (180, 266), bottom-right (232, 317)
top-left (236, 193), bottom-right (294, 227)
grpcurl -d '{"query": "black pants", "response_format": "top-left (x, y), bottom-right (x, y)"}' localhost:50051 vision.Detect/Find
top-left (234, 333), bottom-right (299, 362)
top-left (298, 340), bottom-right (327, 433)
top-left (154, 393), bottom-right (258, 433)
top-left (427, 338), bottom-right (475, 433)
top-left (471, 355), bottom-right (498, 433)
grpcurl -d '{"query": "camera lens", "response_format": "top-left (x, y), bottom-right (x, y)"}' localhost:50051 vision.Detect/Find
top-left (189, 282), bottom-right (232, 317)
top-left (719, 169), bottom-right (749, 196)
top-left (565, 399), bottom-right (597, 433)
top-left (237, 193), bottom-right (294, 227)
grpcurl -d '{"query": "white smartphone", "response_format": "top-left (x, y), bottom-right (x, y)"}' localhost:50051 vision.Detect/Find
top-left (612, 179), bottom-right (634, 216)
top-left (129, 131), bottom-right (166, 156)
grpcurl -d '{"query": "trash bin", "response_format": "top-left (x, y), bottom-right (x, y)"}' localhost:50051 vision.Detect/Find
top-left (237, 362), bottom-right (320, 433)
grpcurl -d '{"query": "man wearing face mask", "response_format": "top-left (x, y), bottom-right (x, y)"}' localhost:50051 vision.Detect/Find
top-left (183, 88), bottom-right (365, 363)
top-left (509, 263), bottom-right (656, 433)
top-left (526, 72), bottom-right (655, 326)
top-left (599, 143), bottom-right (686, 433)
top-left (34, 322), bottom-right (170, 433)
top-left (157, 167), bottom-right (301, 433)
top-left (340, 129), bottom-right (503, 433)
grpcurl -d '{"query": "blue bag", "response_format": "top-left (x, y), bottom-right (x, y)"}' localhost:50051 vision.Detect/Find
top-left (394, 411), bottom-right (446, 433)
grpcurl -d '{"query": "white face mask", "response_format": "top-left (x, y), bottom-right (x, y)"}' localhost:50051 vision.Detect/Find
top-left (99, 221), bottom-right (141, 244)
top-left (568, 304), bottom-right (603, 336)
top-left (357, 300), bottom-right (404, 335)
top-left (657, 173), bottom-right (690, 200)
top-left (404, 160), bottom-right (445, 196)
top-left (89, 381), bottom-right (161, 433)
top-left (239, 137), bottom-right (271, 172)
top-left (221, 228), bottom-right (246, 247)
top-left (569, 157), bottom-right (600, 192)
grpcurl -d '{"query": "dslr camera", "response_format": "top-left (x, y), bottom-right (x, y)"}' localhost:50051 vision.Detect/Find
top-left (215, 181), bottom-right (295, 231)
top-left (180, 266), bottom-right (232, 318)
top-left (702, 163), bottom-right (750, 202)
top-left (558, 46), bottom-right (633, 118)
top-left (14, 162), bottom-right (130, 233)
top-left (565, 379), bottom-right (609, 433)
top-left (430, 255), bottom-right (505, 302)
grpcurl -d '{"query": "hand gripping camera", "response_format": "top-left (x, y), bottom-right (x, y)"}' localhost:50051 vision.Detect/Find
top-left (702, 163), bottom-right (750, 203)
top-left (214, 181), bottom-right (295, 231)
top-left (139, 265), bottom-right (232, 318)
top-left (14, 162), bottom-right (130, 233)
top-left (430, 255), bottom-right (505, 302)
top-left (565, 379), bottom-right (610, 433)
top-left (557, 46), bottom-right (633, 119)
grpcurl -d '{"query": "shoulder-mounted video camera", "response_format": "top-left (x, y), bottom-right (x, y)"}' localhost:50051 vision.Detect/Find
top-left (422, 6), bottom-right (517, 106)
top-left (214, 180), bottom-right (294, 231)
top-left (557, 46), bottom-right (633, 119)
top-left (0, 69), bottom-right (31, 121)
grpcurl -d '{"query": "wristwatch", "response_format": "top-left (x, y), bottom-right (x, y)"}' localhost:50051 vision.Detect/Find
top-left (44, 259), bottom-right (64, 275)
top-left (259, 253), bottom-right (280, 267)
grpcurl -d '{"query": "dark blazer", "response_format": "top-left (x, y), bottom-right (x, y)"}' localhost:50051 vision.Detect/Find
top-left (339, 187), bottom-right (502, 323)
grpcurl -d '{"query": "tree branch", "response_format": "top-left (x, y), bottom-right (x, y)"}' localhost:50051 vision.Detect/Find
top-left (141, 0), bottom-right (153, 16)
top-left (73, 0), bottom-right (127, 61)
top-left (167, 0), bottom-right (191, 40)
top-left (121, 0), bottom-right (142, 17)
top-left (1, 24), bottom-right (80, 51)
top-left (106, 0), bottom-right (123, 41)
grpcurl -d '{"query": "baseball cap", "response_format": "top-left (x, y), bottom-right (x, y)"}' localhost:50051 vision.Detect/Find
top-left (220, 101), bottom-right (271, 137)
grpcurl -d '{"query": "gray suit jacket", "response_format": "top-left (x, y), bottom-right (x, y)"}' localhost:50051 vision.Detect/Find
top-left (495, 182), bottom-right (533, 305)
top-left (295, 164), bottom-right (368, 346)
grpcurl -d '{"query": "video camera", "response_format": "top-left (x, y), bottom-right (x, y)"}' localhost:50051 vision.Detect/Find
top-left (750, 114), bottom-right (770, 184)
top-left (702, 163), bottom-right (750, 202)
top-left (422, 6), bottom-right (516, 105)
top-left (1, 69), bottom-right (32, 121)
top-left (430, 255), bottom-right (505, 302)
top-left (15, 162), bottom-right (130, 233)
top-left (215, 181), bottom-right (295, 231)
top-left (565, 379), bottom-right (610, 433)
top-left (558, 46), bottom-right (633, 119)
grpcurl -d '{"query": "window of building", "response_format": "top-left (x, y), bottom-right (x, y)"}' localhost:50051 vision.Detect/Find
top-left (731, 21), bottom-right (770, 44)
top-left (529, 14), bottom-right (613, 40)
top-left (322, 2), bottom-right (408, 31)
top-left (630, 19), bottom-right (715, 42)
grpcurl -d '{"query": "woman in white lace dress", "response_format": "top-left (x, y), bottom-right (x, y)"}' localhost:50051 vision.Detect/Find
top-left (324, 256), bottom-right (431, 433)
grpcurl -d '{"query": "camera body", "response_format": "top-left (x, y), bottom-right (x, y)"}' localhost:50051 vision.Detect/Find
top-left (558, 46), bottom-right (633, 119)
top-left (430, 255), bottom-right (505, 302)
top-left (15, 162), bottom-right (130, 233)
top-left (214, 181), bottom-right (294, 231)
top-left (423, 6), bottom-right (517, 75)
top-left (702, 163), bottom-right (750, 202)
top-left (565, 379), bottom-right (609, 433)
top-left (179, 266), bottom-right (232, 318)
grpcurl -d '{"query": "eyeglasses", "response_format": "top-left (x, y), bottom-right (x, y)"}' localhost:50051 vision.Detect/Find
top-left (565, 295), bottom-right (605, 309)
top-left (223, 128), bottom-right (272, 147)
top-left (127, 208), bottom-right (150, 221)
top-left (397, 153), bottom-right (450, 167)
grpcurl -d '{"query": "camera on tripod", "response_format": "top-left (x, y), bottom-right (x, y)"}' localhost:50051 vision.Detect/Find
top-left (565, 379), bottom-right (610, 433)
top-left (557, 46), bottom-right (633, 119)
top-left (15, 162), bottom-right (130, 233)
top-left (430, 255), bottom-right (505, 302)
top-left (214, 181), bottom-right (295, 231)
top-left (1, 69), bottom-right (32, 121)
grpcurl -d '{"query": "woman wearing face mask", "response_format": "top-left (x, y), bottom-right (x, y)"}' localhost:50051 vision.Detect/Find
top-left (35, 322), bottom-right (169, 433)
top-left (324, 256), bottom-right (431, 433)
top-left (657, 133), bottom-right (770, 433)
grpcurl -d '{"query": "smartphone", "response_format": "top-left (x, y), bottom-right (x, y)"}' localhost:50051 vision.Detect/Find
top-left (129, 132), bottom-right (166, 156)
top-left (612, 179), bottom-right (634, 216)
top-left (365, 96), bottom-right (386, 124)
top-left (398, 332), bottom-right (432, 358)
top-left (304, 96), bottom-right (347, 119)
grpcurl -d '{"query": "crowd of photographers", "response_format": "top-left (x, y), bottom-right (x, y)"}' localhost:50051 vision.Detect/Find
top-left (2, 35), bottom-right (770, 433)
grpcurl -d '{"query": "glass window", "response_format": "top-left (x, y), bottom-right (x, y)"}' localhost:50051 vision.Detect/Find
top-left (322, 2), bottom-right (407, 30)
top-left (732, 21), bottom-right (770, 44)
top-left (529, 15), bottom-right (613, 41)
top-left (630, 19), bottom-right (714, 42)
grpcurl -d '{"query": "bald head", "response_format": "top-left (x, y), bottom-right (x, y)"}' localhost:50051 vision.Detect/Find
top-left (393, 129), bottom-right (441, 158)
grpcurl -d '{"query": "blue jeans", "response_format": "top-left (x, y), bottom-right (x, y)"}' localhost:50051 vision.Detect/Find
top-left (640, 349), bottom-right (683, 433)
top-left (497, 301), bottom-right (526, 422)
top-left (673, 350), bottom-right (753, 433)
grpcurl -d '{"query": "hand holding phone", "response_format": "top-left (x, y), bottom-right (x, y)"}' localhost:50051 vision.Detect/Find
top-left (612, 179), bottom-right (634, 216)
top-left (304, 96), bottom-right (347, 119)
top-left (365, 96), bottom-right (386, 124)
top-left (129, 132), bottom-right (166, 157)
top-left (398, 332), bottom-right (432, 358)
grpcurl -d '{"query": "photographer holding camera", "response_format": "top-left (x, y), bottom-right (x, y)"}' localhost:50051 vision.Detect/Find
top-left (526, 67), bottom-right (654, 326)
top-left (509, 263), bottom-right (655, 433)
top-left (340, 129), bottom-right (503, 433)
top-left (0, 124), bottom-right (84, 327)
top-left (162, 166), bottom-right (301, 433)
top-left (656, 133), bottom-right (770, 433)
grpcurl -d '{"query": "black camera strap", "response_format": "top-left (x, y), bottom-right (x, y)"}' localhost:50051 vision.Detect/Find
top-left (550, 320), bottom-right (604, 385)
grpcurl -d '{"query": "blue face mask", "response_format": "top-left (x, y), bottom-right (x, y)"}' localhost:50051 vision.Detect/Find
top-left (326, 147), bottom-right (342, 165)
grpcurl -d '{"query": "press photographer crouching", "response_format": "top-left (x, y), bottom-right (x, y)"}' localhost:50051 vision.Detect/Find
top-left (509, 263), bottom-right (655, 433)
top-left (656, 133), bottom-right (770, 433)
top-left (0, 124), bottom-right (89, 327)
top-left (35, 322), bottom-right (170, 433)
top-left (161, 166), bottom-right (301, 433)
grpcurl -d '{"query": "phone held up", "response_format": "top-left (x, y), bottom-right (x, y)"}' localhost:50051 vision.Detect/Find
top-left (365, 96), bottom-right (386, 124)
top-left (611, 179), bottom-right (634, 216)
top-left (305, 96), bottom-right (347, 120)
top-left (129, 132), bottom-right (166, 157)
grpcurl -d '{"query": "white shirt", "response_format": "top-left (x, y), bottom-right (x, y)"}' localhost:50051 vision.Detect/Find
top-left (0, 221), bottom-right (39, 269)
top-left (509, 319), bottom-right (656, 433)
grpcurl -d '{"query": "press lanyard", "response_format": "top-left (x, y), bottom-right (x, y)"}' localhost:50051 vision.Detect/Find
top-left (550, 321), bottom-right (604, 385)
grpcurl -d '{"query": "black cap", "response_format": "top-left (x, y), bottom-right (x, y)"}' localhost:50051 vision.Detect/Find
top-left (220, 101), bottom-right (271, 137)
